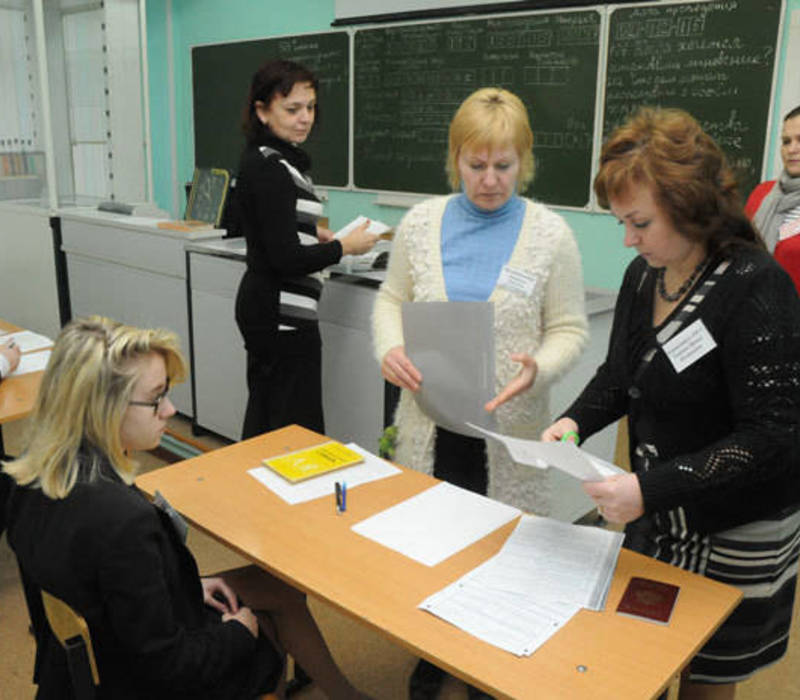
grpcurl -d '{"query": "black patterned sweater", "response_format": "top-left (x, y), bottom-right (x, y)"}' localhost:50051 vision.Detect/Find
top-left (564, 245), bottom-right (800, 534)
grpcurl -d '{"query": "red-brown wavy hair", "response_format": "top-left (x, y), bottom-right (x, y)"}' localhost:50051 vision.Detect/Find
top-left (594, 107), bottom-right (763, 255)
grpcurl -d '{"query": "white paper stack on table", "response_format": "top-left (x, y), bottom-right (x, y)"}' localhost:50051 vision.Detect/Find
top-left (1, 330), bottom-right (53, 376)
top-left (335, 216), bottom-right (393, 271)
top-left (419, 514), bottom-right (624, 656)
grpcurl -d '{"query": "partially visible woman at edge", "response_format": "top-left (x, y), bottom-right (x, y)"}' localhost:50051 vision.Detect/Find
top-left (234, 59), bottom-right (377, 440)
top-left (3, 316), bottom-right (371, 699)
top-left (373, 87), bottom-right (588, 700)
top-left (538, 108), bottom-right (800, 700)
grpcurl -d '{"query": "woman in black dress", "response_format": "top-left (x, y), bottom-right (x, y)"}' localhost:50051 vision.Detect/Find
top-left (543, 108), bottom-right (800, 700)
top-left (234, 59), bottom-right (377, 439)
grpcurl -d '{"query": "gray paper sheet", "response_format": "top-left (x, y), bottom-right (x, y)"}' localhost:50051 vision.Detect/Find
top-left (402, 301), bottom-right (496, 438)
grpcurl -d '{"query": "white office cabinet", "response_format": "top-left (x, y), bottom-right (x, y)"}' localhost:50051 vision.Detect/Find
top-left (318, 275), bottom-right (386, 453)
top-left (60, 209), bottom-right (220, 415)
top-left (0, 202), bottom-right (61, 338)
top-left (186, 241), bottom-right (248, 441)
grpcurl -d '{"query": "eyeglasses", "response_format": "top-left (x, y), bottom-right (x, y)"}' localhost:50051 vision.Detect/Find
top-left (129, 380), bottom-right (171, 415)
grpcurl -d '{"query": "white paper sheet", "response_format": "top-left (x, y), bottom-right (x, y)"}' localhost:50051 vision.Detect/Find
top-left (420, 574), bottom-right (579, 656)
top-left (467, 423), bottom-right (624, 482)
top-left (9, 349), bottom-right (51, 376)
top-left (0, 330), bottom-right (53, 353)
top-left (419, 514), bottom-right (623, 656)
top-left (334, 215), bottom-right (391, 238)
top-left (351, 481), bottom-right (520, 567)
top-left (247, 443), bottom-right (401, 505)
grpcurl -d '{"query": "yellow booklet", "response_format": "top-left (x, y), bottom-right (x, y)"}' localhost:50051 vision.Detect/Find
top-left (263, 441), bottom-right (364, 483)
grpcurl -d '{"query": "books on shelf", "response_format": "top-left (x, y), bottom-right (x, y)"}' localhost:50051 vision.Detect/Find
top-left (263, 441), bottom-right (364, 483)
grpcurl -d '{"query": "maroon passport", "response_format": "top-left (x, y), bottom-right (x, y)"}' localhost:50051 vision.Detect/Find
top-left (616, 577), bottom-right (680, 624)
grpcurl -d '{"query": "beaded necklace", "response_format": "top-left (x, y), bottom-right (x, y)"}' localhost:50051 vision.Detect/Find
top-left (656, 257), bottom-right (709, 302)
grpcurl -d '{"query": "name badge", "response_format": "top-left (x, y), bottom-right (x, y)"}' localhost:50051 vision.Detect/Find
top-left (662, 319), bottom-right (717, 373)
top-left (497, 265), bottom-right (538, 297)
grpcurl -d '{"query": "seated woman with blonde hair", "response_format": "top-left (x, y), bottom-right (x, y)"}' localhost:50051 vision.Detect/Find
top-left (3, 316), bottom-right (370, 699)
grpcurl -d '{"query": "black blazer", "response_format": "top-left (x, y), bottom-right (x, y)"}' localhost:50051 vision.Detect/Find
top-left (6, 453), bottom-right (280, 699)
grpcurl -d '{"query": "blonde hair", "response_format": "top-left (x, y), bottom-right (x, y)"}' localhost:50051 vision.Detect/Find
top-left (2, 316), bottom-right (186, 498)
top-left (446, 87), bottom-right (535, 192)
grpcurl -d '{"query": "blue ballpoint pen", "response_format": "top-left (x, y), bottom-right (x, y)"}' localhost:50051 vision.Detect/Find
top-left (341, 481), bottom-right (347, 512)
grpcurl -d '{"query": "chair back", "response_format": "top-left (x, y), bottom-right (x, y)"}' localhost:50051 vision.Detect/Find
top-left (41, 590), bottom-right (99, 698)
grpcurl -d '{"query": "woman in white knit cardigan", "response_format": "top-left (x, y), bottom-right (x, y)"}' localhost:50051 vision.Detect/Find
top-left (374, 88), bottom-right (589, 699)
top-left (372, 87), bottom-right (588, 518)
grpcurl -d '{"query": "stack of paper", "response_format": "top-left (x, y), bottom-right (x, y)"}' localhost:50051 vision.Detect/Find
top-left (335, 216), bottom-right (393, 272)
top-left (419, 515), bottom-right (624, 656)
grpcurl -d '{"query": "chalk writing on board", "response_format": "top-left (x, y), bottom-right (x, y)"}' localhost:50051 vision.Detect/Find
top-left (605, 0), bottom-right (779, 195)
top-left (354, 10), bottom-right (600, 207)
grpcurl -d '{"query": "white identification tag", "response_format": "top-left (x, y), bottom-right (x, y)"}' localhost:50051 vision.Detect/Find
top-left (662, 319), bottom-right (717, 373)
top-left (497, 265), bottom-right (538, 297)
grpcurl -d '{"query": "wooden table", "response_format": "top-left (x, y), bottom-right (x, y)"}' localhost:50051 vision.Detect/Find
top-left (136, 425), bottom-right (742, 700)
top-left (0, 320), bottom-right (48, 457)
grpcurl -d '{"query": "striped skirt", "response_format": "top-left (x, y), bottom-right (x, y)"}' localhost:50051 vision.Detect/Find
top-left (640, 503), bottom-right (800, 683)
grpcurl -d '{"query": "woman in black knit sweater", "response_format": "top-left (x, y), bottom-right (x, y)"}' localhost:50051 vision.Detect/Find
top-left (544, 108), bottom-right (800, 699)
top-left (234, 59), bottom-right (377, 439)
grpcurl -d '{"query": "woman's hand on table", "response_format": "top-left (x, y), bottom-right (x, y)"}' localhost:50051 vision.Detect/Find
top-left (583, 473), bottom-right (644, 524)
top-left (485, 353), bottom-right (537, 412)
top-left (340, 219), bottom-right (379, 256)
top-left (0, 341), bottom-right (21, 374)
top-left (381, 345), bottom-right (422, 392)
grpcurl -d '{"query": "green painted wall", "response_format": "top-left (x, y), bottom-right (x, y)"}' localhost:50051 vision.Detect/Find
top-left (146, 0), bottom-right (799, 290)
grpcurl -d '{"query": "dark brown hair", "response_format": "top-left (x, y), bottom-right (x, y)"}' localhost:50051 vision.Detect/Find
top-left (241, 59), bottom-right (319, 144)
top-left (594, 107), bottom-right (763, 255)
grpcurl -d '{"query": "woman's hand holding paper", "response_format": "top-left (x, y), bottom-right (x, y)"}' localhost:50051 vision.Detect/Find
top-left (583, 473), bottom-right (644, 524)
top-left (381, 345), bottom-right (422, 392)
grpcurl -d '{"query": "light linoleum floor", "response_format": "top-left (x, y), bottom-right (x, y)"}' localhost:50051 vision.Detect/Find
top-left (1, 415), bottom-right (799, 699)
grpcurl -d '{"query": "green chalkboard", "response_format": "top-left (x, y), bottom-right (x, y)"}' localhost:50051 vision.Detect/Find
top-left (192, 32), bottom-right (349, 187)
top-left (353, 10), bottom-right (601, 207)
top-left (605, 0), bottom-right (781, 198)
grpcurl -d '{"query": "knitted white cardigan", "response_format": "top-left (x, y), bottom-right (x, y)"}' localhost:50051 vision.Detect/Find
top-left (372, 195), bottom-right (588, 515)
